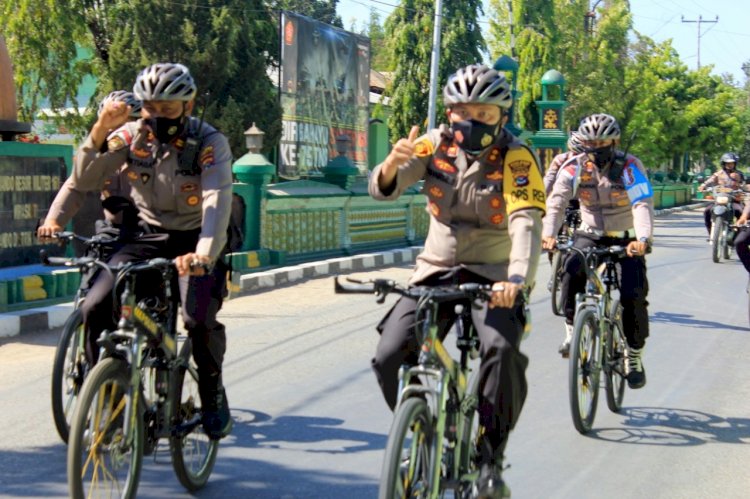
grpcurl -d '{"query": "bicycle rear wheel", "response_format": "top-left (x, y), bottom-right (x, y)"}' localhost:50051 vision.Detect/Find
top-left (605, 301), bottom-right (626, 413)
top-left (550, 251), bottom-right (565, 316)
top-left (378, 397), bottom-right (434, 499)
top-left (51, 308), bottom-right (89, 444)
top-left (569, 307), bottom-right (602, 434)
top-left (170, 361), bottom-right (219, 491)
top-left (67, 357), bottom-right (143, 499)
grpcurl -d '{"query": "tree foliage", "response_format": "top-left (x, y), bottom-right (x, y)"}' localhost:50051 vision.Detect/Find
top-left (383, 0), bottom-right (485, 140)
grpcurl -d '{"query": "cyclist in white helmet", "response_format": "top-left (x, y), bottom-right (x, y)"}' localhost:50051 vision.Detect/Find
top-left (38, 90), bottom-right (143, 239)
top-left (542, 113), bottom-right (653, 389)
top-left (369, 63), bottom-right (546, 498)
top-left (69, 63), bottom-right (234, 440)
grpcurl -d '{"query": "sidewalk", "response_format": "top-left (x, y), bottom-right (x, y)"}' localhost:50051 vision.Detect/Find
top-left (0, 202), bottom-right (706, 338)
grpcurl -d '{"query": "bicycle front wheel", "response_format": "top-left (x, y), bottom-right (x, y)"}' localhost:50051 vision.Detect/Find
top-left (170, 362), bottom-right (219, 492)
top-left (51, 308), bottom-right (89, 444)
top-left (550, 251), bottom-right (565, 316)
top-left (569, 307), bottom-right (602, 434)
top-left (711, 220), bottom-right (721, 262)
top-left (67, 357), bottom-right (143, 499)
top-left (378, 397), bottom-right (434, 499)
top-left (605, 301), bottom-right (626, 413)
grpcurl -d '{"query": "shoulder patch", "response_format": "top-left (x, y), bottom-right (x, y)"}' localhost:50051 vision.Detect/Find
top-left (106, 128), bottom-right (133, 152)
top-left (414, 138), bottom-right (434, 158)
top-left (503, 146), bottom-right (546, 215)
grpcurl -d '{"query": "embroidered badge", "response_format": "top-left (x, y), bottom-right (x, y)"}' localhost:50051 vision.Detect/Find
top-left (486, 170), bottom-right (503, 181)
top-left (108, 136), bottom-right (125, 151)
top-left (429, 186), bottom-right (444, 198)
top-left (414, 139), bottom-right (434, 158)
top-left (141, 173), bottom-right (150, 184)
top-left (131, 147), bottom-right (151, 159)
top-left (486, 147), bottom-right (502, 167)
top-left (127, 171), bottom-right (139, 181)
top-left (433, 158), bottom-right (457, 173)
top-left (187, 195), bottom-right (200, 206)
top-left (480, 133), bottom-right (493, 148)
top-left (490, 197), bottom-right (502, 209)
top-left (490, 214), bottom-right (504, 225)
top-left (447, 145), bottom-right (459, 157)
top-left (199, 146), bottom-right (215, 167)
top-left (509, 160), bottom-right (531, 187)
top-left (429, 202), bottom-right (440, 217)
top-left (180, 182), bottom-right (199, 193)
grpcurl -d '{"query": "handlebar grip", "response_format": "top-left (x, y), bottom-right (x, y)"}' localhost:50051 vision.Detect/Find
top-left (334, 276), bottom-right (376, 294)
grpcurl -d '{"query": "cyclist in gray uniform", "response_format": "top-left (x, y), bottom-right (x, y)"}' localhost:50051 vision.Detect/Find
top-left (542, 113), bottom-right (653, 389)
top-left (369, 63), bottom-right (545, 498)
top-left (69, 63), bottom-right (234, 439)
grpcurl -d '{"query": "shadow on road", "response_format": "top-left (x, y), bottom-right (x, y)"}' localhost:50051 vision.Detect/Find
top-left (589, 407), bottom-right (750, 447)
top-left (649, 310), bottom-right (749, 332)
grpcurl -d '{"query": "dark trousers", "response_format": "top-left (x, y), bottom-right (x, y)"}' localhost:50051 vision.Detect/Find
top-left (561, 234), bottom-right (650, 349)
top-left (80, 228), bottom-right (228, 385)
top-left (371, 271), bottom-right (528, 464)
top-left (735, 228), bottom-right (750, 273)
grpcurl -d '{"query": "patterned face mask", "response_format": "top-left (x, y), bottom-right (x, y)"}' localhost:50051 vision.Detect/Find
top-left (451, 119), bottom-right (500, 154)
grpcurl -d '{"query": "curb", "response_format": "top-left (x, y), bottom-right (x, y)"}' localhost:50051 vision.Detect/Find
top-left (0, 202), bottom-right (707, 339)
top-left (0, 247), bottom-right (423, 338)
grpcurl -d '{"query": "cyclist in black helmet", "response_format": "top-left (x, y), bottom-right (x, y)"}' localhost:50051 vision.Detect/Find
top-left (68, 63), bottom-right (234, 440)
top-left (369, 63), bottom-right (545, 499)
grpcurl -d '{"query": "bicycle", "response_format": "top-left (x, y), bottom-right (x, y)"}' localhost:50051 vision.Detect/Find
top-left (548, 204), bottom-right (581, 316)
top-left (44, 230), bottom-right (122, 444)
top-left (335, 276), bottom-right (502, 499)
top-left (41, 251), bottom-right (220, 498)
top-left (557, 240), bottom-right (629, 434)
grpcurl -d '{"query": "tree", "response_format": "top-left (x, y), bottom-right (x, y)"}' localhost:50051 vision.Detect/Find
top-left (274, 0), bottom-right (343, 28)
top-left (365, 9), bottom-right (391, 72)
top-left (384, 0), bottom-right (485, 139)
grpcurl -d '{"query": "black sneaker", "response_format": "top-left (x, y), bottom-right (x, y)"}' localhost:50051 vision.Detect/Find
top-left (626, 347), bottom-right (646, 389)
top-left (476, 463), bottom-right (511, 499)
top-left (202, 387), bottom-right (233, 440)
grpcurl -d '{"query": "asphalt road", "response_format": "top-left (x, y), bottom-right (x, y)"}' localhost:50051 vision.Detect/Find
top-left (1, 208), bottom-right (749, 498)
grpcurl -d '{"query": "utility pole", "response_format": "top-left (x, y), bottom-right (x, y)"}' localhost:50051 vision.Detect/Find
top-left (681, 15), bottom-right (718, 69)
top-left (426, 0), bottom-right (443, 131)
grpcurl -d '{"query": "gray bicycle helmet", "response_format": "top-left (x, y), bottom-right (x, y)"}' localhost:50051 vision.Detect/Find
top-left (720, 152), bottom-right (739, 164)
top-left (133, 62), bottom-right (197, 101)
top-left (443, 64), bottom-right (513, 109)
top-left (567, 131), bottom-right (585, 153)
top-left (578, 113), bottom-right (620, 141)
top-left (98, 90), bottom-right (142, 118)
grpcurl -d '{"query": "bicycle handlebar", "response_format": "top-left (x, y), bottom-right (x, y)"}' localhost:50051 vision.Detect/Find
top-left (334, 276), bottom-right (492, 304)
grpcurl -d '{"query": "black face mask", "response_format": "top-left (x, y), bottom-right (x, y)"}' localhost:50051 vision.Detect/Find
top-left (586, 144), bottom-right (616, 169)
top-left (148, 115), bottom-right (186, 144)
top-left (451, 119), bottom-right (500, 154)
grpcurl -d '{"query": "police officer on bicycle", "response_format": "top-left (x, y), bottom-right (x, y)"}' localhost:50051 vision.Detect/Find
top-left (369, 63), bottom-right (545, 498)
top-left (542, 113), bottom-right (653, 390)
top-left (68, 63), bottom-right (233, 439)
top-left (697, 152), bottom-right (747, 239)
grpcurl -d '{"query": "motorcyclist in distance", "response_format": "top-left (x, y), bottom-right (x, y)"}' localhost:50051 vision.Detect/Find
top-left (698, 152), bottom-right (747, 239)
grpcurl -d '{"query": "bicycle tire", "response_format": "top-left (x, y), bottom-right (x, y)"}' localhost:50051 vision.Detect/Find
top-left (711, 220), bottom-right (721, 263)
top-left (605, 300), bottom-right (626, 413)
top-left (67, 357), bottom-right (143, 499)
top-left (378, 397), bottom-right (434, 499)
top-left (722, 226), bottom-right (732, 260)
top-left (51, 308), bottom-right (88, 444)
top-left (170, 362), bottom-right (219, 491)
top-left (550, 251), bottom-right (565, 316)
top-left (568, 307), bottom-right (601, 434)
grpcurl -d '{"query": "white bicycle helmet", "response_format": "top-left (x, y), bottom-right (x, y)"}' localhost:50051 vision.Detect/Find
top-left (133, 62), bottom-right (197, 101)
top-left (567, 131), bottom-right (585, 153)
top-left (578, 113), bottom-right (620, 141)
top-left (98, 90), bottom-right (142, 118)
top-left (720, 152), bottom-right (739, 165)
top-left (443, 64), bottom-right (513, 109)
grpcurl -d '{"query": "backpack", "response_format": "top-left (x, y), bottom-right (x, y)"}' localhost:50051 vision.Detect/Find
top-left (179, 122), bottom-right (245, 254)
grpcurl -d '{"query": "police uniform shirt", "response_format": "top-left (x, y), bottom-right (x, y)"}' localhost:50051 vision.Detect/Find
top-left (542, 153), bottom-right (654, 240)
top-left (543, 150), bottom-right (584, 195)
top-left (369, 126), bottom-right (546, 287)
top-left (71, 117), bottom-right (233, 261)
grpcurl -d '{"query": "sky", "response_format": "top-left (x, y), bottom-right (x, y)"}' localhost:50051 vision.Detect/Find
top-left (337, 0), bottom-right (749, 83)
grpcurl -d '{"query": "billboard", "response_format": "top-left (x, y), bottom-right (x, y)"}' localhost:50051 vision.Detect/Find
top-left (279, 11), bottom-right (370, 178)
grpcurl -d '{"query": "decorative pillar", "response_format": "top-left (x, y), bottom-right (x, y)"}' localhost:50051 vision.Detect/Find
top-left (232, 123), bottom-right (275, 251)
top-left (530, 69), bottom-right (569, 170)
top-left (322, 134), bottom-right (359, 189)
top-left (492, 54), bottom-right (523, 137)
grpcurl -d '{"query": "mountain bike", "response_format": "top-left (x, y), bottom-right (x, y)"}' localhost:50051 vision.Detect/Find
top-left (44, 231), bottom-right (122, 443)
top-left (42, 252), bottom-right (220, 498)
top-left (557, 241), bottom-right (629, 434)
top-left (549, 204), bottom-right (581, 316)
top-left (335, 276), bottom-right (501, 499)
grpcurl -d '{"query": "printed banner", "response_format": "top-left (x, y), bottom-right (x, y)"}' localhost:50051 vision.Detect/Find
top-left (280, 11), bottom-right (370, 178)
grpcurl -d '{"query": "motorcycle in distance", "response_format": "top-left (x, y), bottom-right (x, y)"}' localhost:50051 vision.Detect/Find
top-left (706, 186), bottom-right (746, 263)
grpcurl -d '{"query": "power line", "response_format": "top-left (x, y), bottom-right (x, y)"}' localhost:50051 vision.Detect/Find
top-left (681, 14), bottom-right (718, 69)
